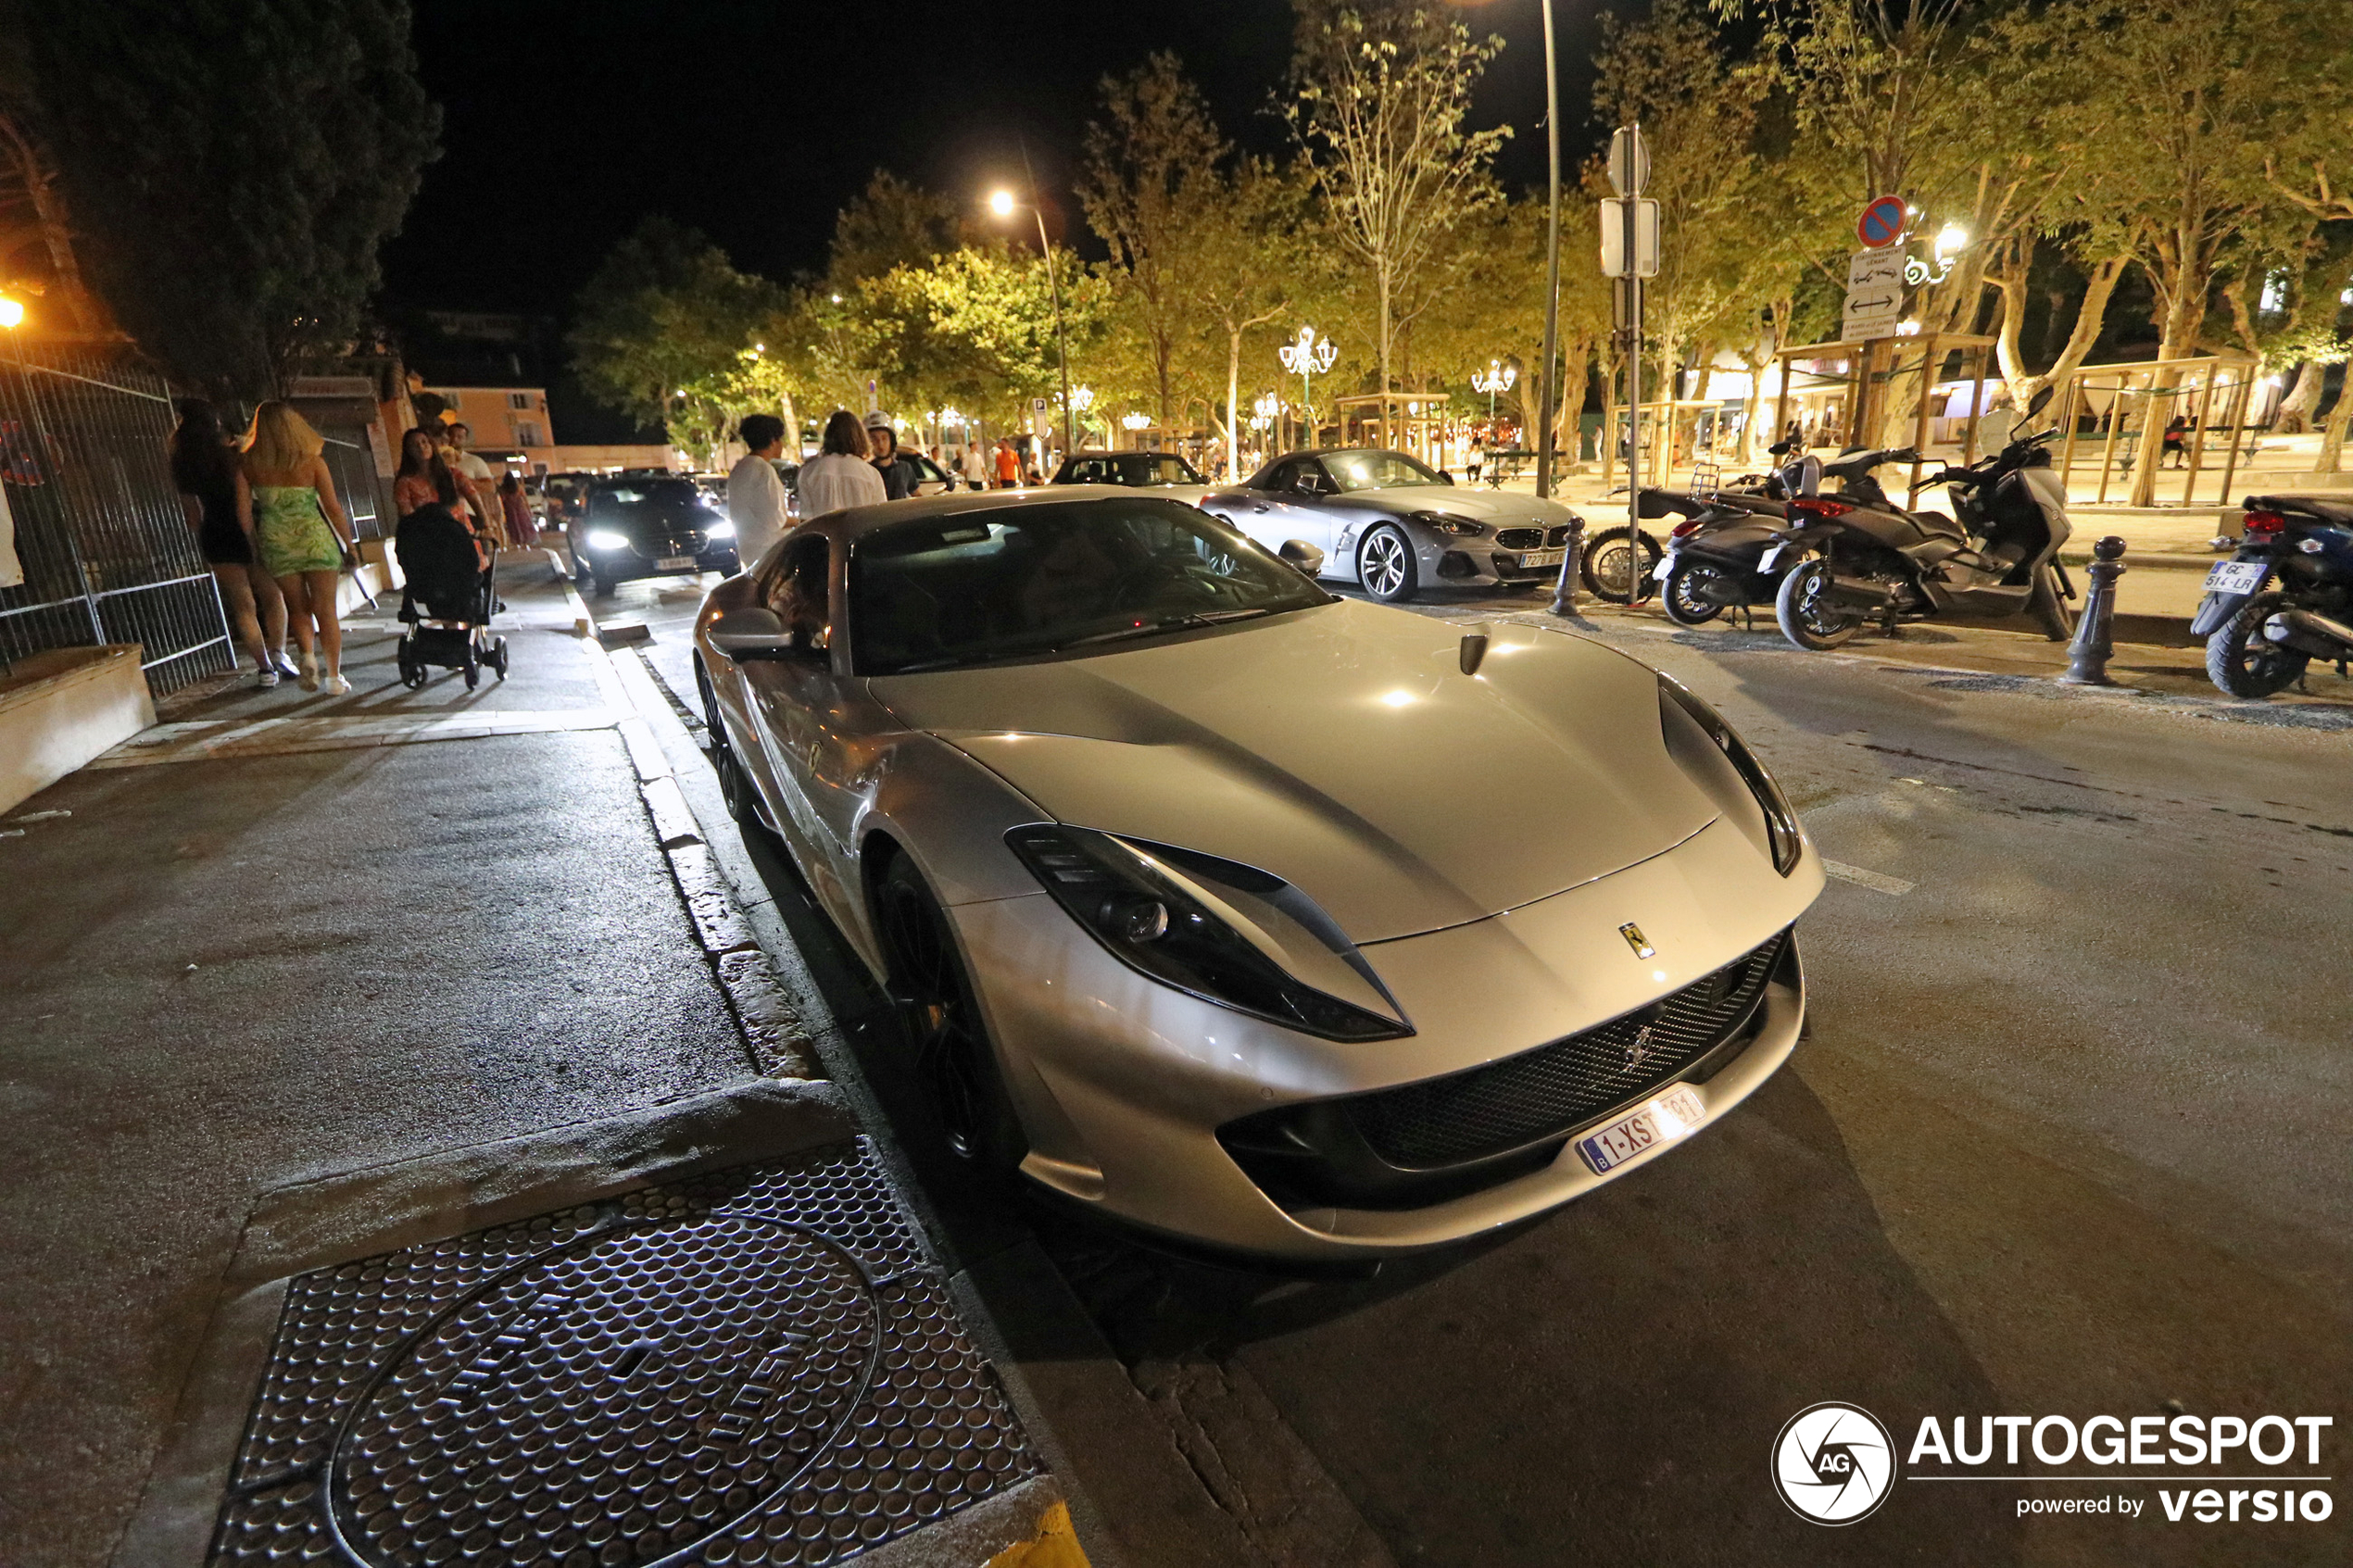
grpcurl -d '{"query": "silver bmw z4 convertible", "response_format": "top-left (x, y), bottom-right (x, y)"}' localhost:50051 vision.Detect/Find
top-left (693, 486), bottom-right (1823, 1261)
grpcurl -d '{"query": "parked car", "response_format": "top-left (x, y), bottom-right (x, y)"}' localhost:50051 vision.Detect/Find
top-left (692, 486), bottom-right (1820, 1261)
top-left (570, 475), bottom-right (739, 596)
top-left (1200, 447), bottom-right (1586, 603)
top-left (1049, 450), bottom-right (1214, 507)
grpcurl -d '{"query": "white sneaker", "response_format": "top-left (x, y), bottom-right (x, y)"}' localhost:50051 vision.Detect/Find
top-left (322, 673), bottom-right (352, 695)
top-left (273, 650), bottom-right (302, 678)
top-left (298, 651), bottom-right (321, 691)
top-left (257, 666), bottom-right (281, 688)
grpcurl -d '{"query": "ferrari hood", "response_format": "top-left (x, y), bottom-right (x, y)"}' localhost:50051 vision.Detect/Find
top-left (865, 601), bottom-right (1719, 943)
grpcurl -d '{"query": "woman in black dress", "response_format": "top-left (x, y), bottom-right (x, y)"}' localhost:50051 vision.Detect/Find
top-left (170, 399), bottom-right (291, 685)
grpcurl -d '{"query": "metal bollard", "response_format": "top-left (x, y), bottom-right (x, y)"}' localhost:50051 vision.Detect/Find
top-left (2057, 535), bottom-right (2126, 686)
top-left (1550, 518), bottom-right (1586, 618)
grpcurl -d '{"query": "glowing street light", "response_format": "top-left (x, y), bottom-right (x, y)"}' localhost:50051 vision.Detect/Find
top-left (1121, 411), bottom-right (1151, 431)
top-left (0, 296), bottom-right (28, 330)
top-left (988, 183), bottom-right (1075, 454)
top-left (1277, 327), bottom-right (1337, 442)
top-left (1934, 222), bottom-right (1969, 262)
top-left (1470, 358), bottom-right (1517, 425)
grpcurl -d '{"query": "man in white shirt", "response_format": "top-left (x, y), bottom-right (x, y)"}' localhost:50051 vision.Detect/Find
top-left (726, 414), bottom-right (792, 567)
top-left (445, 422), bottom-right (500, 538)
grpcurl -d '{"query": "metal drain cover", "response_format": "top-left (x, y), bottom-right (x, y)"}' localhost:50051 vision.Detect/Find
top-left (209, 1142), bottom-right (1039, 1566)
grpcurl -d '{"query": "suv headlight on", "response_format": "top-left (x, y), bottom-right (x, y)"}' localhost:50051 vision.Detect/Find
top-left (1656, 673), bottom-right (1803, 874)
top-left (585, 529), bottom-right (631, 551)
top-left (1006, 824), bottom-right (1407, 1041)
top-left (1410, 510), bottom-right (1486, 537)
top-left (704, 518), bottom-right (737, 540)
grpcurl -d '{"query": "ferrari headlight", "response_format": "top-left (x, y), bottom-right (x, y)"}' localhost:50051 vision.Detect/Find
top-left (585, 529), bottom-right (631, 551)
top-left (704, 518), bottom-right (736, 540)
top-left (1410, 510), bottom-right (1486, 537)
top-left (1006, 824), bottom-right (1407, 1041)
top-left (1657, 674), bottom-right (1802, 874)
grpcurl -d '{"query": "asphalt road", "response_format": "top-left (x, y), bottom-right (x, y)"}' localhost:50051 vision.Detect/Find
top-left (604, 567), bottom-right (2353, 1568)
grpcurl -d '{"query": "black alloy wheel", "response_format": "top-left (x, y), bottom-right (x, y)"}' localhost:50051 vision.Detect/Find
top-left (1356, 524), bottom-right (1420, 603)
top-left (1579, 525), bottom-right (1662, 604)
top-left (1661, 558), bottom-right (1730, 626)
top-left (1774, 558), bottom-right (1864, 650)
top-left (2205, 591), bottom-right (2310, 698)
top-left (874, 856), bottom-right (1026, 1174)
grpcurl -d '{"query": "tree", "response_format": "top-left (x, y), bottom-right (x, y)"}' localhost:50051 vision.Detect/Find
top-left (1286, 0), bottom-right (1509, 417)
top-left (569, 216), bottom-right (781, 458)
top-left (1184, 158), bottom-right (1310, 481)
top-left (1079, 54), bottom-right (1225, 433)
top-left (3, 0), bottom-right (438, 395)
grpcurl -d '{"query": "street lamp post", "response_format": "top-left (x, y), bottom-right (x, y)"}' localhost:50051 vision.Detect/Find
top-left (1277, 327), bottom-right (1336, 446)
top-left (988, 186), bottom-right (1075, 457)
top-left (1470, 358), bottom-right (1518, 431)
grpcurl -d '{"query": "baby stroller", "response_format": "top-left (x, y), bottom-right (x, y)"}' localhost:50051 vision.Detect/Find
top-left (394, 504), bottom-right (510, 689)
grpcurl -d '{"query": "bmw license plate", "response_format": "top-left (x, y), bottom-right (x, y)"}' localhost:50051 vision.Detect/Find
top-left (1519, 548), bottom-right (1566, 570)
top-left (1576, 1085), bottom-right (1705, 1174)
top-left (657, 555), bottom-right (698, 571)
top-left (2203, 560), bottom-right (2267, 595)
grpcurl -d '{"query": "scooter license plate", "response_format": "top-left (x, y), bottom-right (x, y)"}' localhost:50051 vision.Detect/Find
top-left (2203, 560), bottom-right (2266, 595)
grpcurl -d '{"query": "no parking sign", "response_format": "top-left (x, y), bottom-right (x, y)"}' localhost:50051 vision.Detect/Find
top-left (1858, 194), bottom-right (1907, 249)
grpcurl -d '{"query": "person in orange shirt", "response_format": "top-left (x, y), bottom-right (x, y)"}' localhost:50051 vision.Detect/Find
top-left (994, 437), bottom-right (1021, 488)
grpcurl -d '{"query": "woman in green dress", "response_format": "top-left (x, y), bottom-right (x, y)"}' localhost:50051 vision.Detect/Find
top-left (242, 401), bottom-right (358, 693)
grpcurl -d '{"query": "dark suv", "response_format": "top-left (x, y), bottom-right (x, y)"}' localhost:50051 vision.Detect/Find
top-left (571, 476), bottom-right (740, 596)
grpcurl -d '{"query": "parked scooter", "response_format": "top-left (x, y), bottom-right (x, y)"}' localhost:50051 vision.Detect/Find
top-left (2193, 495), bottom-right (2353, 697)
top-left (1645, 447), bottom-right (1826, 626)
top-left (1762, 422), bottom-right (2077, 650)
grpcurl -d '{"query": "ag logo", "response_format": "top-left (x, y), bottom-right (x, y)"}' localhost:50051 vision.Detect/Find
top-left (1771, 1402), bottom-right (1895, 1524)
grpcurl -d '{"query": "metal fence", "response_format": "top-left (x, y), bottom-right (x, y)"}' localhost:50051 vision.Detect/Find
top-left (0, 342), bottom-right (233, 694)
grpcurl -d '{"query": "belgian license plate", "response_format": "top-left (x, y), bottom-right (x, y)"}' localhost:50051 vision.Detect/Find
top-left (1577, 1086), bottom-right (1705, 1174)
top-left (658, 555), bottom-right (698, 571)
top-left (1520, 548), bottom-right (1565, 570)
top-left (2203, 560), bottom-right (2266, 595)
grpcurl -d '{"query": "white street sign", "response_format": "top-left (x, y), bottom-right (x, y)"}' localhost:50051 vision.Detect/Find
top-left (1843, 249), bottom-right (1906, 341)
top-left (1030, 395), bottom-right (1051, 449)
top-left (1600, 198), bottom-right (1660, 279)
top-left (1607, 127), bottom-right (1651, 196)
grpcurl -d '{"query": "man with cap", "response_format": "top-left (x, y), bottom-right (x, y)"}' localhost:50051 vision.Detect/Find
top-left (863, 411), bottom-right (922, 500)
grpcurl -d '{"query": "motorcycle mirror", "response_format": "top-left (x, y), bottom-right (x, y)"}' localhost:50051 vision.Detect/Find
top-left (1768, 441), bottom-right (1792, 457)
top-left (2026, 385), bottom-right (2055, 418)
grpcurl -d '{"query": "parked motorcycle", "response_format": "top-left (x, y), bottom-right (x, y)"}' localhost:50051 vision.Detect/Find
top-left (2193, 495), bottom-right (2353, 697)
top-left (1763, 425), bottom-right (2077, 651)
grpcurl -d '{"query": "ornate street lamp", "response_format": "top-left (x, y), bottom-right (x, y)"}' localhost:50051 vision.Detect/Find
top-left (1470, 358), bottom-right (1517, 429)
top-left (1277, 328), bottom-right (1337, 445)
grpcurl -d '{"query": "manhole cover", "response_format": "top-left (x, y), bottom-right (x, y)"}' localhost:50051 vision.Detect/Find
top-left (209, 1143), bottom-right (1039, 1566)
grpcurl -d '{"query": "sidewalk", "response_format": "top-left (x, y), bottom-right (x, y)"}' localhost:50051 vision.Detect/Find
top-left (0, 566), bottom-right (1083, 1568)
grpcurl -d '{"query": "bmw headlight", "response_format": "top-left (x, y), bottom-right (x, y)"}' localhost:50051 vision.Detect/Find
top-left (1657, 674), bottom-right (1802, 874)
top-left (585, 529), bottom-right (631, 551)
top-left (1006, 824), bottom-right (1407, 1041)
top-left (704, 517), bottom-right (736, 540)
top-left (1410, 510), bottom-right (1486, 537)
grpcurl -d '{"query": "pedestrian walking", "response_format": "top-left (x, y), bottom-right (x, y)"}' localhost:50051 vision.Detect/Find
top-left (395, 429), bottom-right (489, 573)
top-left (994, 437), bottom-right (1020, 489)
top-left (243, 401), bottom-right (359, 694)
top-left (863, 411), bottom-right (920, 500)
top-left (497, 470), bottom-right (537, 548)
top-left (170, 399), bottom-right (292, 686)
top-left (959, 442), bottom-right (988, 490)
top-left (796, 410), bottom-right (888, 519)
top-left (726, 414), bottom-right (791, 564)
top-left (443, 422), bottom-right (498, 538)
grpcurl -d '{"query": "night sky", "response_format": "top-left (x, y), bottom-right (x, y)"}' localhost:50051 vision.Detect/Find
top-left (383, 0), bottom-right (1638, 320)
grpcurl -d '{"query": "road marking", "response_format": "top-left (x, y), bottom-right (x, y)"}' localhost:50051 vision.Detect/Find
top-left (87, 709), bottom-right (619, 767)
top-left (1822, 859), bottom-right (1914, 896)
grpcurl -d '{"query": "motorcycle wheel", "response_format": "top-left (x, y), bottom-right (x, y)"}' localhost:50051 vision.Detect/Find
top-left (1661, 559), bottom-right (1730, 626)
top-left (2204, 591), bottom-right (2309, 699)
top-left (1579, 526), bottom-right (1661, 604)
top-left (1775, 558), bottom-right (1864, 650)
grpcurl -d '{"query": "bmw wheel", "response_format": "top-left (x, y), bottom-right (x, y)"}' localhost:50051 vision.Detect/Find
top-left (875, 856), bottom-right (1026, 1174)
top-left (1661, 559), bottom-right (1729, 626)
top-left (2205, 591), bottom-right (2309, 698)
top-left (1357, 524), bottom-right (1420, 603)
top-left (1775, 558), bottom-right (1863, 650)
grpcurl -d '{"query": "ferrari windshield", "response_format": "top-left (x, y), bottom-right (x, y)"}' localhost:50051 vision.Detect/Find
top-left (1325, 450), bottom-right (1445, 492)
top-left (850, 498), bottom-right (1329, 675)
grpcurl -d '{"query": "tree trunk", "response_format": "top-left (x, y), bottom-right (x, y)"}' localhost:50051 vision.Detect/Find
top-left (779, 388), bottom-right (800, 457)
top-left (2023, 254), bottom-right (2129, 407)
top-left (1225, 322), bottom-right (1243, 483)
top-left (2130, 237), bottom-right (2208, 508)
top-left (2321, 370), bottom-right (2352, 473)
top-left (1376, 257), bottom-right (1393, 446)
top-left (0, 111), bottom-right (98, 333)
top-left (1554, 337), bottom-right (1590, 470)
top-left (2274, 361), bottom-right (2322, 433)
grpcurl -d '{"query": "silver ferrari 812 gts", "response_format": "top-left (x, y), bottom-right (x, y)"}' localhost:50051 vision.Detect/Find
top-left (693, 487), bottom-right (1822, 1261)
